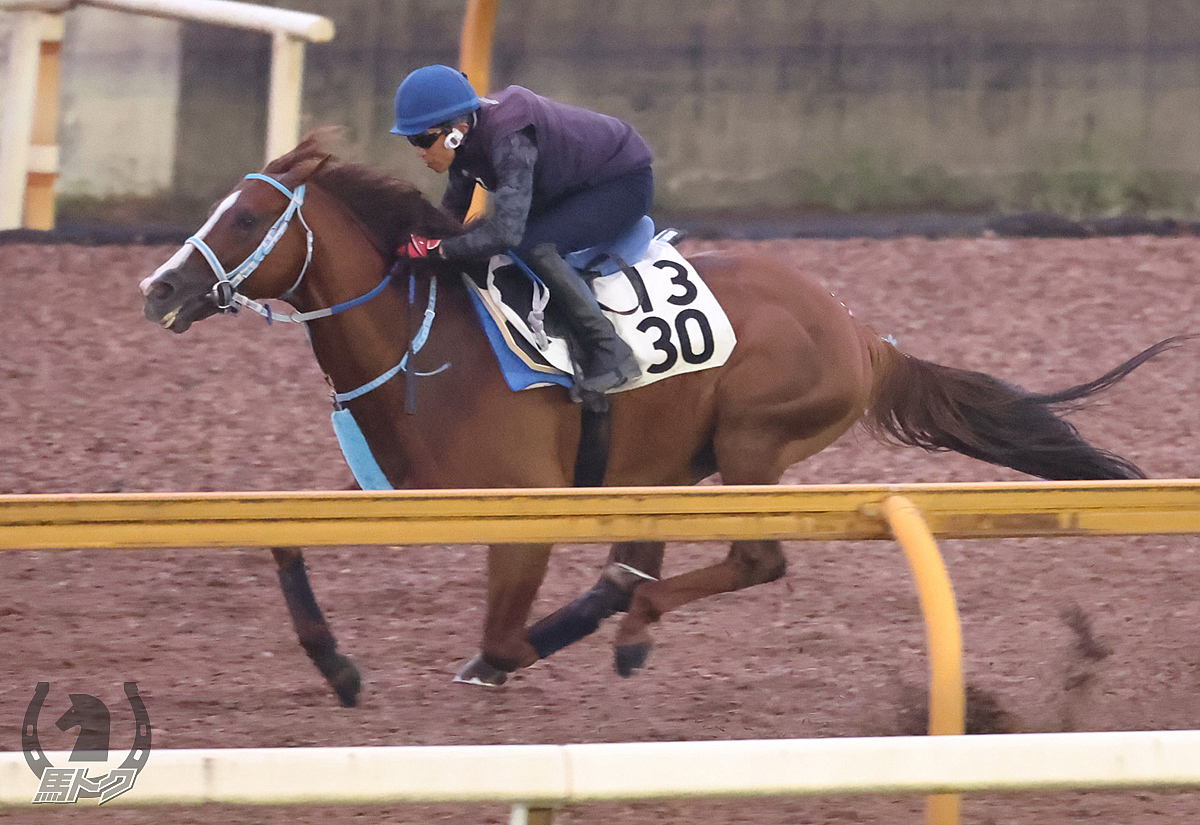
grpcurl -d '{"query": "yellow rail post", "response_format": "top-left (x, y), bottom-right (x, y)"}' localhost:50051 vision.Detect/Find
top-left (458, 0), bottom-right (499, 220)
top-left (23, 8), bottom-right (63, 230)
top-left (881, 495), bottom-right (964, 825)
top-left (460, 0), bottom-right (498, 87)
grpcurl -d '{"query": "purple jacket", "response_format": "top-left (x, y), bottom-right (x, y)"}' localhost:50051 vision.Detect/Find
top-left (450, 86), bottom-right (652, 207)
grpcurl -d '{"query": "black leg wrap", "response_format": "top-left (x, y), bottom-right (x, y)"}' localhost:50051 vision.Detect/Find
top-left (527, 578), bottom-right (628, 659)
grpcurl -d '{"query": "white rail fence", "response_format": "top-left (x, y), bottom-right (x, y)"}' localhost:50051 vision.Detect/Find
top-left (4, 731), bottom-right (1200, 807)
top-left (0, 0), bottom-right (334, 229)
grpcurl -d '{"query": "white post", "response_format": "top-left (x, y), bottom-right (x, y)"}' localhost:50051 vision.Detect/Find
top-left (81, 0), bottom-right (333, 39)
top-left (0, 0), bottom-right (334, 228)
top-left (0, 11), bottom-right (47, 228)
top-left (509, 803), bottom-right (555, 825)
top-left (266, 29), bottom-right (304, 162)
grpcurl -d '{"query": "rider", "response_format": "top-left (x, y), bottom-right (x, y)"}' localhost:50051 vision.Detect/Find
top-left (391, 64), bottom-right (652, 395)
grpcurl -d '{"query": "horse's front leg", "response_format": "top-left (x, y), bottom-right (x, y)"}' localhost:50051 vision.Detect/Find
top-left (524, 540), bottom-right (664, 660)
top-left (455, 542), bottom-right (552, 686)
top-left (271, 547), bottom-right (362, 707)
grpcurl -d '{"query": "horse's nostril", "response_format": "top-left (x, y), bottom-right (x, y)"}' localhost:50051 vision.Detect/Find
top-left (147, 280), bottom-right (174, 302)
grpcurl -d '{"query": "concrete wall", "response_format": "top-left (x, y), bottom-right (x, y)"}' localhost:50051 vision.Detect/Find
top-left (0, 7), bottom-right (179, 198)
top-left (59, 7), bottom-right (180, 198)
top-left (8, 1), bottom-right (1200, 216)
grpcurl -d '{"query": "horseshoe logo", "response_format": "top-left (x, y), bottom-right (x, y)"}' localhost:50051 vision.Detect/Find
top-left (22, 682), bottom-right (152, 804)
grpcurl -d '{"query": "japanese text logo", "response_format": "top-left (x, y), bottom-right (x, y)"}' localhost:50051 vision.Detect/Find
top-left (22, 682), bottom-right (151, 805)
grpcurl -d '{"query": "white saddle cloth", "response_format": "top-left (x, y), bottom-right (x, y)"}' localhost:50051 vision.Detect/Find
top-left (466, 239), bottom-right (737, 392)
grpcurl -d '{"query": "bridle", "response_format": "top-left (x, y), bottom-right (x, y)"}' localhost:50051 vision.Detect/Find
top-left (185, 172), bottom-right (395, 325)
top-left (184, 171), bottom-right (446, 402)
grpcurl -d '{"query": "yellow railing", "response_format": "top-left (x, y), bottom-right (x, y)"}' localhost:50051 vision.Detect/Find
top-left (5, 479), bottom-right (1199, 825)
top-left (4, 480), bottom-right (1200, 550)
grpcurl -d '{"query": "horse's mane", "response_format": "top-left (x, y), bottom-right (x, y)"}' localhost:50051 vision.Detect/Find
top-left (264, 127), bottom-right (463, 255)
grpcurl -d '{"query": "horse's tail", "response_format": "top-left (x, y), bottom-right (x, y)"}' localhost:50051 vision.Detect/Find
top-left (862, 335), bottom-right (1188, 480)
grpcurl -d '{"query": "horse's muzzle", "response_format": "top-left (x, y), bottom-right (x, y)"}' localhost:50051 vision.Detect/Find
top-left (141, 267), bottom-right (215, 333)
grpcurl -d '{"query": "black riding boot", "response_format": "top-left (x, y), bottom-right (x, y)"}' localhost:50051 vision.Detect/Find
top-left (527, 243), bottom-right (640, 395)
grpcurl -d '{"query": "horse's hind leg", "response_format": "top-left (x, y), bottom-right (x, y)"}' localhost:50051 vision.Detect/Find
top-left (613, 538), bottom-right (786, 675)
top-left (611, 417), bottom-right (856, 676)
top-left (271, 547), bottom-right (362, 707)
top-left (525, 540), bottom-right (664, 660)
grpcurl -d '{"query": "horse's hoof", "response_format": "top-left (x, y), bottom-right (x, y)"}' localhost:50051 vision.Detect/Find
top-left (615, 643), bottom-right (652, 677)
top-left (454, 654), bottom-right (509, 687)
top-left (320, 653), bottom-right (363, 707)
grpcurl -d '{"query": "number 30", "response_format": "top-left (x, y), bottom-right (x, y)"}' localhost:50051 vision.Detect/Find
top-left (637, 309), bottom-right (716, 373)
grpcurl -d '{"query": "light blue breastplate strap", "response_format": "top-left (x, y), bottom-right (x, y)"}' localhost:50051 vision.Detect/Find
top-left (331, 275), bottom-right (445, 405)
top-left (330, 408), bottom-right (393, 490)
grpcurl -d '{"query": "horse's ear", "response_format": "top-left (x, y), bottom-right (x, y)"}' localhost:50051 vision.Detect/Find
top-left (264, 126), bottom-right (343, 186)
top-left (278, 153), bottom-right (332, 189)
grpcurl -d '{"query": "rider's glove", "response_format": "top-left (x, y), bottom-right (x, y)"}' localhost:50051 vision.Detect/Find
top-left (401, 236), bottom-right (442, 258)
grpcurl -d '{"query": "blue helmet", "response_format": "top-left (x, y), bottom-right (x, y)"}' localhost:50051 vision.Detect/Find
top-left (391, 65), bottom-right (481, 136)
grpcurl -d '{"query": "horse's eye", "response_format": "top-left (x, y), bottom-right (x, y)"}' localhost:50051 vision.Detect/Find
top-left (233, 212), bottom-right (259, 231)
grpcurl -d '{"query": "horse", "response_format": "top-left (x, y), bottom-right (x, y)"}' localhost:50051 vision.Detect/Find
top-left (140, 131), bottom-right (1176, 707)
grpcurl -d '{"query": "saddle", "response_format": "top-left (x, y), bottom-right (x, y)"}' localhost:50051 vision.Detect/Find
top-left (565, 215), bottom-right (661, 277)
top-left (465, 218), bottom-right (735, 393)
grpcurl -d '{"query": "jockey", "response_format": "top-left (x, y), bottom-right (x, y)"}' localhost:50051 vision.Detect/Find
top-left (391, 64), bottom-right (651, 395)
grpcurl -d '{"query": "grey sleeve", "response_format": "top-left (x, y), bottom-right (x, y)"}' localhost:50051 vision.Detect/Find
top-left (439, 130), bottom-right (536, 260)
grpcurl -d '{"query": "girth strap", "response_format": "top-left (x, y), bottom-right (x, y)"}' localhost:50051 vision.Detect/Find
top-left (572, 391), bottom-right (612, 487)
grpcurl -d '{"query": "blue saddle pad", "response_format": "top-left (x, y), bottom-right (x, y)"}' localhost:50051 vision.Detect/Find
top-left (565, 215), bottom-right (656, 277)
top-left (466, 287), bottom-right (574, 392)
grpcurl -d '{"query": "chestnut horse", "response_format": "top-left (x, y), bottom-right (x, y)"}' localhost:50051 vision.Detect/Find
top-left (141, 133), bottom-right (1173, 707)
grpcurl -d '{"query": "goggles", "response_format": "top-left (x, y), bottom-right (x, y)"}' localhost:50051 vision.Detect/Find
top-left (407, 129), bottom-right (446, 149)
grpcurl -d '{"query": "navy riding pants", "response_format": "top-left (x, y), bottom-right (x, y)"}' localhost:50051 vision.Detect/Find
top-left (515, 167), bottom-right (653, 257)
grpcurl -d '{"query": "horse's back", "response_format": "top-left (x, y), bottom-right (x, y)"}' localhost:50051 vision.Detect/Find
top-left (694, 249), bottom-right (874, 393)
top-left (607, 250), bottom-right (877, 485)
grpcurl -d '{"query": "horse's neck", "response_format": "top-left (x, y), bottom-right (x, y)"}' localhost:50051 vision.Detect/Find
top-left (304, 269), bottom-right (410, 391)
top-left (293, 207), bottom-right (391, 317)
top-left (300, 251), bottom-right (480, 409)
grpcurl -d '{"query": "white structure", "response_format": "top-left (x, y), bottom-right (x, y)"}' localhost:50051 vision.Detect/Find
top-left (0, 0), bottom-right (334, 229)
top-left (4, 731), bottom-right (1200, 812)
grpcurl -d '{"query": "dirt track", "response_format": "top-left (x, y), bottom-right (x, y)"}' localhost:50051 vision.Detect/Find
top-left (2, 236), bottom-right (1200, 824)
